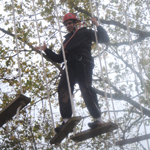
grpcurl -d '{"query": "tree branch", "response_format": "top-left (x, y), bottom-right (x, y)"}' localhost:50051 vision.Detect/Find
top-left (109, 47), bottom-right (144, 85)
top-left (94, 88), bottom-right (150, 118)
top-left (0, 27), bottom-right (61, 70)
top-left (74, 6), bottom-right (150, 46)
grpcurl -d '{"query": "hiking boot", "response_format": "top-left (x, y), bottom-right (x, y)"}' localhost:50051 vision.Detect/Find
top-left (55, 121), bottom-right (74, 134)
top-left (88, 120), bottom-right (103, 129)
top-left (55, 122), bottom-right (65, 133)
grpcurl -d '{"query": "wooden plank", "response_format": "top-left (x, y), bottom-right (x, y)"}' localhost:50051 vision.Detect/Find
top-left (70, 122), bottom-right (118, 142)
top-left (50, 116), bottom-right (82, 144)
top-left (116, 134), bottom-right (150, 146)
top-left (0, 94), bottom-right (31, 127)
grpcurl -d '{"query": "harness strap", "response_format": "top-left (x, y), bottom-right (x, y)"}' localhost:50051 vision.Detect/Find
top-left (64, 28), bottom-right (79, 50)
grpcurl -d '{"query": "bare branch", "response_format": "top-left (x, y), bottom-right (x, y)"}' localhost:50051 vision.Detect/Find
top-left (94, 88), bottom-right (150, 118)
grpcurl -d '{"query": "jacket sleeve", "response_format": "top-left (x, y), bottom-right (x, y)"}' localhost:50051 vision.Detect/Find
top-left (45, 48), bottom-right (63, 63)
top-left (90, 26), bottom-right (110, 43)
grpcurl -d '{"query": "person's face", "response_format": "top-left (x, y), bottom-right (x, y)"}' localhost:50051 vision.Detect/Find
top-left (64, 20), bottom-right (77, 32)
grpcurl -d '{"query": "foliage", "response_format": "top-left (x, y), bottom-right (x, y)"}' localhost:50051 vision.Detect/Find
top-left (0, 0), bottom-right (150, 149)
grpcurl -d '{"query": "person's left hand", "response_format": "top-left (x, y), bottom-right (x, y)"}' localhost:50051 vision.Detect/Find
top-left (91, 17), bottom-right (99, 26)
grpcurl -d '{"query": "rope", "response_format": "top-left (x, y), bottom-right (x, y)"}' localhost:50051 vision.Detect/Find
top-left (146, 0), bottom-right (150, 15)
top-left (16, 102), bottom-right (25, 120)
top-left (89, 0), bottom-right (112, 122)
top-left (95, 1), bottom-right (121, 142)
top-left (124, 3), bottom-right (150, 108)
top-left (123, 2), bottom-right (150, 109)
top-left (123, 2), bottom-right (150, 149)
top-left (12, 0), bottom-right (23, 94)
top-left (89, 0), bottom-right (123, 147)
top-left (32, 0), bottom-right (55, 130)
top-left (53, 0), bottom-right (75, 117)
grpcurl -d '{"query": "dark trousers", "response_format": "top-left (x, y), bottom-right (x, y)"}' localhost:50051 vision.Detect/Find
top-left (58, 58), bottom-right (101, 119)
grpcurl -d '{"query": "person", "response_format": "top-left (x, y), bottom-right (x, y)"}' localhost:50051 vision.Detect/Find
top-left (35, 13), bottom-right (109, 133)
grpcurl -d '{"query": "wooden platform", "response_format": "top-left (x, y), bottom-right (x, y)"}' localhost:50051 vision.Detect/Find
top-left (116, 133), bottom-right (150, 146)
top-left (50, 116), bottom-right (82, 144)
top-left (70, 122), bottom-right (118, 142)
top-left (0, 94), bottom-right (31, 127)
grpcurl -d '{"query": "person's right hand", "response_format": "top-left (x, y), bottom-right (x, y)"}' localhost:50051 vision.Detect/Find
top-left (34, 42), bottom-right (47, 51)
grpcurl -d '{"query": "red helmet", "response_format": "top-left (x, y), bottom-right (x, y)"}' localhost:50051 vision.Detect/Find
top-left (63, 13), bottom-right (78, 24)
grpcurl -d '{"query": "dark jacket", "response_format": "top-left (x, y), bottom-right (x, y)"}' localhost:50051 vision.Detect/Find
top-left (45, 26), bottom-right (109, 63)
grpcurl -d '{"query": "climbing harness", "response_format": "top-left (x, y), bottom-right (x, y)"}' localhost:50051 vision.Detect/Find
top-left (63, 28), bottom-right (79, 49)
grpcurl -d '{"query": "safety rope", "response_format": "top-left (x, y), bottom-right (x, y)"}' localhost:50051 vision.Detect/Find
top-left (53, 0), bottom-right (75, 117)
top-left (89, 0), bottom-right (123, 147)
top-left (89, 0), bottom-right (112, 122)
top-left (12, 0), bottom-right (23, 94)
top-left (89, 0), bottom-right (117, 147)
top-left (32, 0), bottom-right (55, 130)
top-left (123, 1), bottom-right (150, 149)
top-left (95, 1), bottom-right (121, 142)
